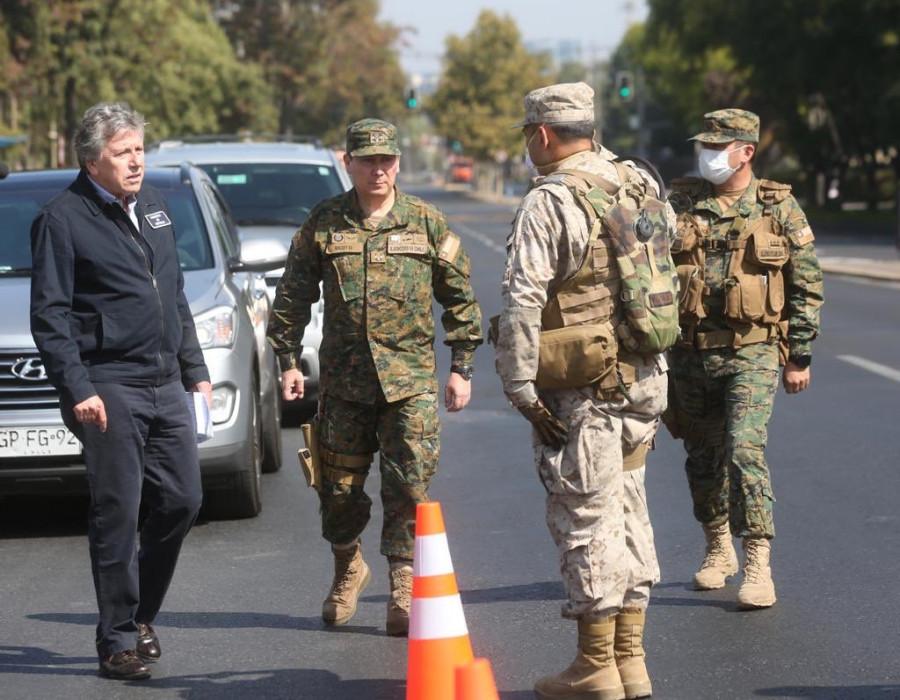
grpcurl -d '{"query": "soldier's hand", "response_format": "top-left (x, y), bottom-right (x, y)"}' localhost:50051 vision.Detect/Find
top-left (782, 363), bottom-right (810, 395)
top-left (445, 373), bottom-right (471, 412)
top-left (281, 368), bottom-right (305, 401)
top-left (515, 398), bottom-right (568, 449)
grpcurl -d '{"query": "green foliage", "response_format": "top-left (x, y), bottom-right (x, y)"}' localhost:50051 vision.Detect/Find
top-left (641, 0), bottom-right (900, 175)
top-left (430, 10), bottom-right (550, 161)
top-left (222, 0), bottom-right (406, 147)
top-left (0, 0), bottom-right (275, 166)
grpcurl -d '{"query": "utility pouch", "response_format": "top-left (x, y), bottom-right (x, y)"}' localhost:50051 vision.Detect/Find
top-left (676, 264), bottom-right (707, 323)
top-left (536, 323), bottom-right (617, 390)
top-left (746, 224), bottom-right (790, 269)
top-left (724, 275), bottom-right (766, 323)
top-left (299, 420), bottom-right (322, 490)
top-left (670, 217), bottom-right (699, 254)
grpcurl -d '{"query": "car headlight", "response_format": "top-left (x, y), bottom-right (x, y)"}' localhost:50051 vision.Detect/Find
top-left (193, 306), bottom-right (236, 349)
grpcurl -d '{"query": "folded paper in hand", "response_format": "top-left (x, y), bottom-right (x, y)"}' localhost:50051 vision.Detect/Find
top-left (185, 392), bottom-right (214, 443)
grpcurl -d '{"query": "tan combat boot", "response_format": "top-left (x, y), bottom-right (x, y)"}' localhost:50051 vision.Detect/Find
top-left (534, 616), bottom-right (625, 700)
top-left (615, 608), bottom-right (651, 699)
top-left (737, 537), bottom-right (776, 610)
top-left (386, 557), bottom-right (413, 637)
top-left (693, 520), bottom-right (739, 590)
top-left (322, 539), bottom-right (371, 626)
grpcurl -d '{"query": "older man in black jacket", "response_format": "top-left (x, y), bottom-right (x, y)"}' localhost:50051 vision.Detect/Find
top-left (30, 102), bottom-right (211, 681)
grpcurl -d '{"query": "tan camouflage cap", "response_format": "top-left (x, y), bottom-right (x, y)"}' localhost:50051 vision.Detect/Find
top-left (511, 82), bottom-right (595, 128)
top-left (346, 118), bottom-right (401, 157)
top-left (690, 109), bottom-right (760, 144)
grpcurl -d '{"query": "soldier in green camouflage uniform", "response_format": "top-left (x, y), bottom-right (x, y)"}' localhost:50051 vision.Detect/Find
top-left (266, 119), bottom-right (482, 636)
top-left (666, 109), bottom-right (823, 610)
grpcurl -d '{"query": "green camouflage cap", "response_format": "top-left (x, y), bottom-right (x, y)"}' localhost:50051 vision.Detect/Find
top-left (511, 82), bottom-right (595, 128)
top-left (346, 118), bottom-right (401, 157)
top-left (690, 109), bottom-right (759, 143)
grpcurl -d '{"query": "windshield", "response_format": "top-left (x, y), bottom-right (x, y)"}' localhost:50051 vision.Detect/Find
top-left (201, 163), bottom-right (345, 227)
top-left (0, 183), bottom-right (213, 275)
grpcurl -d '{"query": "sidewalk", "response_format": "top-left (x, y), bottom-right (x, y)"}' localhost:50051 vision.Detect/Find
top-left (817, 255), bottom-right (900, 282)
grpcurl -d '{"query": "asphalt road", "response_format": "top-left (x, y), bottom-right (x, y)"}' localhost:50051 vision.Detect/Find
top-left (1, 185), bottom-right (899, 700)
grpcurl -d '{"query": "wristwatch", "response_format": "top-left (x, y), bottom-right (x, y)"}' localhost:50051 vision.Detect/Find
top-left (450, 364), bottom-right (475, 381)
top-left (788, 354), bottom-right (811, 369)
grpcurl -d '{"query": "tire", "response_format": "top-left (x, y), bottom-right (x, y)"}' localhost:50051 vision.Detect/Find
top-left (202, 379), bottom-right (263, 520)
top-left (261, 369), bottom-right (283, 474)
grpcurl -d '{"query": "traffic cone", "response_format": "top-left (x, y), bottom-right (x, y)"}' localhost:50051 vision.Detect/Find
top-left (455, 658), bottom-right (500, 700)
top-left (406, 502), bottom-right (474, 700)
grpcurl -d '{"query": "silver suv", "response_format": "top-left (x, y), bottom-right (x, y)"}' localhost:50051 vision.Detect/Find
top-left (146, 137), bottom-right (352, 404)
top-left (0, 164), bottom-right (286, 519)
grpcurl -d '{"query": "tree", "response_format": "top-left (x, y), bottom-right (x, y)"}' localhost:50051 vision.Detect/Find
top-left (0, 0), bottom-right (275, 167)
top-left (642, 0), bottom-right (900, 205)
top-left (223, 0), bottom-right (406, 146)
top-left (430, 10), bottom-right (550, 162)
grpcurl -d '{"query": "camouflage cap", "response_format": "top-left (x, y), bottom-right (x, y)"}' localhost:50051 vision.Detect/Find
top-left (690, 109), bottom-right (760, 144)
top-left (346, 118), bottom-right (401, 157)
top-left (511, 82), bottom-right (595, 128)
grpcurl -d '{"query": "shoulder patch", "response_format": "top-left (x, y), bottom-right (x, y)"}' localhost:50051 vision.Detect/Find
top-left (791, 225), bottom-right (815, 247)
top-left (438, 232), bottom-right (461, 263)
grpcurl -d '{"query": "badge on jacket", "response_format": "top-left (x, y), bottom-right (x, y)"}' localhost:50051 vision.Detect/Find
top-left (145, 211), bottom-right (172, 229)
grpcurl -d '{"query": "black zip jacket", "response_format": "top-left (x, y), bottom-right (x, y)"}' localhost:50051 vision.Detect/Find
top-left (30, 169), bottom-right (209, 407)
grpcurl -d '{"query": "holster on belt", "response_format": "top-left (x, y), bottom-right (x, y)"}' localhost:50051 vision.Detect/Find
top-left (299, 419), bottom-right (322, 491)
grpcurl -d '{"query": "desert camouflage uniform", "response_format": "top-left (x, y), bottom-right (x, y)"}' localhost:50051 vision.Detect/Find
top-left (495, 146), bottom-right (670, 619)
top-left (668, 173), bottom-right (823, 539)
top-left (267, 188), bottom-right (482, 558)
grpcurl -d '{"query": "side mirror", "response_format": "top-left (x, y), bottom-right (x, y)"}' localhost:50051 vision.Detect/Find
top-left (228, 239), bottom-right (288, 273)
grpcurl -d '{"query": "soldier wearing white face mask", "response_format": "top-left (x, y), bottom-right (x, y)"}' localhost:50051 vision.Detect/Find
top-left (664, 109), bottom-right (823, 611)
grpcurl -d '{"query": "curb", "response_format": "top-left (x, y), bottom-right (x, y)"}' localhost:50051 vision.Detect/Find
top-left (819, 257), bottom-right (900, 282)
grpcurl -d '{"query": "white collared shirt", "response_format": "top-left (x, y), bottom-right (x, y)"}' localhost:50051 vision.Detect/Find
top-left (88, 176), bottom-right (139, 230)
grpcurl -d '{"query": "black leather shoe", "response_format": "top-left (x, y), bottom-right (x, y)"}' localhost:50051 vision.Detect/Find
top-left (99, 649), bottom-right (151, 680)
top-left (136, 623), bottom-right (161, 662)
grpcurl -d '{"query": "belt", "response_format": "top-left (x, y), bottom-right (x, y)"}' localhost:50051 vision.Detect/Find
top-left (693, 325), bottom-right (772, 350)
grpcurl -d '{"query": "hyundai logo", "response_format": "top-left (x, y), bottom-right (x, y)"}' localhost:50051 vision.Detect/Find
top-left (11, 357), bottom-right (47, 382)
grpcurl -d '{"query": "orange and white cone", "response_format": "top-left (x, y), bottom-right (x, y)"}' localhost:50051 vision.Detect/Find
top-left (406, 502), bottom-right (474, 700)
top-left (455, 658), bottom-right (500, 700)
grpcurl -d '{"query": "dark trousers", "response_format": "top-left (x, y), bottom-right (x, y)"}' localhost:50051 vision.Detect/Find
top-left (61, 380), bottom-right (202, 659)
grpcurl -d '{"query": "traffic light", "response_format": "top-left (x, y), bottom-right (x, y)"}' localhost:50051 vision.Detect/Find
top-left (615, 70), bottom-right (634, 102)
top-left (405, 88), bottom-right (419, 110)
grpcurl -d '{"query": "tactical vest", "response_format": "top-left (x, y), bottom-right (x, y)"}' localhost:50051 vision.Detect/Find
top-left (670, 177), bottom-right (791, 350)
top-left (537, 163), bottom-right (672, 393)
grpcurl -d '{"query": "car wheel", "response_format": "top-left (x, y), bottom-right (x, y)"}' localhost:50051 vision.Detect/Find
top-left (202, 379), bottom-right (263, 520)
top-left (261, 370), bottom-right (283, 474)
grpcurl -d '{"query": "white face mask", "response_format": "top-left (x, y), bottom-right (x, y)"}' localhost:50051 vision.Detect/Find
top-left (698, 145), bottom-right (747, 184)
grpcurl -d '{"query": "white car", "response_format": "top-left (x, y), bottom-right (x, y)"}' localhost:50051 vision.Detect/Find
top-left (147, 137), bottom-right (352, 405)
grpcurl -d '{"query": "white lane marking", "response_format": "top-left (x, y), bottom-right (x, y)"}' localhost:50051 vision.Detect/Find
top-left (453, 220), bottom-right (506, 256)
top-left (837, 355), bottom-right (900, 383)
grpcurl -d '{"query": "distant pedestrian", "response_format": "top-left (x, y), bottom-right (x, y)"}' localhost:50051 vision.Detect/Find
top-left (494, 82), bottom-right (673, 700)
top-left (266, 118), bottom-right (482, 637)
top-left (30, 102), bottom-right (211, 680)
top-left (665, 109), bottom-right (824, 609)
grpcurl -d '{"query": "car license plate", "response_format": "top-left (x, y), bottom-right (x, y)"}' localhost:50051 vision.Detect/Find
top-left (0, 426), bottom-right (82, 457)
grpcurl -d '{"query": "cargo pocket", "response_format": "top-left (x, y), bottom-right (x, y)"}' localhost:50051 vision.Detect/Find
top-left (747, 224), bottom-right (790, 269)
top-left (676, 264), bottom-right (706, 323)
top-left (330, 254), bottom-right (363, 303)
top-left (724, 275), bottom-right (765, 323)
